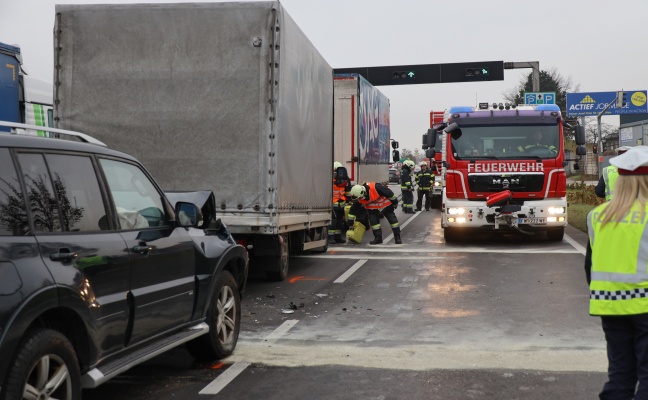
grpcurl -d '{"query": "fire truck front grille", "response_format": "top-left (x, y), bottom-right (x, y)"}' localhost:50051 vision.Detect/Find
top-left (468, 174), bottom-right (545, 193)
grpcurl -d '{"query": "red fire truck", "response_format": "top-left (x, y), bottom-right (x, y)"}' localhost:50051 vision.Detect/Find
top-left (423, 103), bottom-right (585, 242)
top-left (424, 110), bottom-right (445, 208)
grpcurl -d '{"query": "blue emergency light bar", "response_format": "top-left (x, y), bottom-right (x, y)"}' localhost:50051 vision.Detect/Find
top-left (536, 104), bottom-right (560, 112)
top-left (448, 106), bottom-right (474, 114)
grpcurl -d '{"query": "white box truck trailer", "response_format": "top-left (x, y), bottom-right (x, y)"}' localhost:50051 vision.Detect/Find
top-left (333, 73), bottom-right (392, 185)
top-left (54, 1), bottom-right (333, 281)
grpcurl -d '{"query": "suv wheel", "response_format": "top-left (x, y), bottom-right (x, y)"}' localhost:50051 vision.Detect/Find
top-left (187, 271), bottom-right (241, 360)
top-left (2, 328), bottom-right (80, 400)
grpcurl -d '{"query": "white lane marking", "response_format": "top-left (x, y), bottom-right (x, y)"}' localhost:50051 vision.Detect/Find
top-left (199, 320), bottom-right (299, 395)
top-left (300, 247), bottom-right (581, 255)
top-left (265, 319), bottom-right (299, 343)
top-left (564, 233), bottom-right (586, 255)
top-left (199, 361), bottom-right (250, 395)
top-left (334, 259), bottom-right (367, 283)
top-left (383, 208), bottom-right (421, 243)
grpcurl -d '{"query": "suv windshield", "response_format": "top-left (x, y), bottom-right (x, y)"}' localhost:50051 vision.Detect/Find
top-left (451, 125), bottom-right (560, 160)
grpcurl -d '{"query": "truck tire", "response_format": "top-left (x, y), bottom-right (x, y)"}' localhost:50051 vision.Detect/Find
top-left (443, 227), bottom-right (460, 242)
top-left (265, 233), bottom-right (290, 281)
top-left (1, 328), bottom-right (81, 400)
top-left (187, 270), bottom-right (241, 360)
top-left (310, 226), bottom-right (329, 253)
top-left (431, 196), bottom-right (442, 209)
top-left (546, 227), bottom-right (564, 242)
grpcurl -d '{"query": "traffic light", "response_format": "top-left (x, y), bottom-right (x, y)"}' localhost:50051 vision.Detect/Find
top-left (593, 144), bottom-right (598, 154)
top-left (616, 91), bottom-right (627, 108)
top-left (392, 71), bottom-right (415, 80)
top-left (465, 67), bottom-right (490, 77)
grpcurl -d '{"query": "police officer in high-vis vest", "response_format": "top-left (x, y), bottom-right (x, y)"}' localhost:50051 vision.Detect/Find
top-left (595, 146), bottom-right (631, 201)
top-left (348, 183), bottom-right (401, 244)
top-left (586, 145), bottom-right (648, 399)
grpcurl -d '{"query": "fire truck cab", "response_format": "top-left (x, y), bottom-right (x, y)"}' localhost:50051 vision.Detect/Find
top-left (424, 103), bottom-right (584, 242)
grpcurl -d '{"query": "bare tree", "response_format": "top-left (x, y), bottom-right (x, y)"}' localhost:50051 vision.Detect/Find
top-left (504, 67), bottom-right (581, 139)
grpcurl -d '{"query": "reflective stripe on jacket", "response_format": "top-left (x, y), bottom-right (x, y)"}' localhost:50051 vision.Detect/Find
top-left (359, 183), bottom-right (392, 210)
top-left (602, 165), bottom-right (619, 202)
top-left (587, 201), bottom-right (648, 315)
top-left (333, 181), bottom-right (347, 204)
top-left (415, 170), bottom-right (433, 190)
top-left (400, 169), bottom-right (413, 190)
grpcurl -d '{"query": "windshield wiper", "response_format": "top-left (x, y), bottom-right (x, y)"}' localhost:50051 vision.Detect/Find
top-left (470, 156), bottom-right (499, 160)
top-left (507, 155), bottom-right (543, 162)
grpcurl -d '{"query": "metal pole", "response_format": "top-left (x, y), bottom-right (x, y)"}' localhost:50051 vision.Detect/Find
top-left (581, 116), bottom-right (587, 174)
top-left (503, 61), bottom-right (540, 92)
top-left (596, 95), bottom-right (619, 178)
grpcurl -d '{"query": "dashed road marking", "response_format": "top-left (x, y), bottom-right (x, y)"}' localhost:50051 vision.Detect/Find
top-left (199, 361), bottom-right (250, 395)
top-left (199, 320), bottom-right (299, 395)
top-left (384, 208), bottom-right (421, 243)
top-left (265, 319), bottom-right (299, 343)
top-left (334, 259), bottom-right (367, 283)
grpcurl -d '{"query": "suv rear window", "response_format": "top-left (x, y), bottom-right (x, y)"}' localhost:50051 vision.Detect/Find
top-left (0, 149), bottom-right (28, 236)
top-left (17, 152), bottom-right (107, 233)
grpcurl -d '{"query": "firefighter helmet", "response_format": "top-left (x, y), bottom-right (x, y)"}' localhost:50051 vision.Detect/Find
top-left (350, 184), bottom-right (366, 199)
top-left (420, 161), bottom-right (428, 167)
top-left (405, 160), bottom-right (415, 168)
top-left (334, 161), bottom-right (343, 170)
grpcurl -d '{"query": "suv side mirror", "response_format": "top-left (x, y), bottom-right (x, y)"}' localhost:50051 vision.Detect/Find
top-left (175, 202), bottom-right (202, 228)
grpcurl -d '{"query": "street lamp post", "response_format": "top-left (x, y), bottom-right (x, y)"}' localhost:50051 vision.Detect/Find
top-left (596, 94), bottom-right (619, 178)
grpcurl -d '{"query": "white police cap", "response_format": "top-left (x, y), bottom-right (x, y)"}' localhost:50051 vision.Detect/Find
top-left (610, 146), bottom-right (648, 175)
top-left (617, 146), bottom-right (632, 155)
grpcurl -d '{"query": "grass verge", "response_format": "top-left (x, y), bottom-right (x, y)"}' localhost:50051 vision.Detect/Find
top-left (567, 181), bottom-right (603, 233)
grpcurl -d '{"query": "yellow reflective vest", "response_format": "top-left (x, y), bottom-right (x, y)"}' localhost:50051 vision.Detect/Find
top-left (602, 165), bottom-right (619, 201)
top-left (587, 201), bottom-right (648, 316)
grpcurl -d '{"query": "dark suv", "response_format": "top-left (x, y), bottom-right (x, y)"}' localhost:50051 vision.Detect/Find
top-left (0, 122), bottom-right (249, 399)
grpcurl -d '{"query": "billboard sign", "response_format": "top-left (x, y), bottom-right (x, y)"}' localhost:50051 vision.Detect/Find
top-left (566, 91), bottom-right (648, 117)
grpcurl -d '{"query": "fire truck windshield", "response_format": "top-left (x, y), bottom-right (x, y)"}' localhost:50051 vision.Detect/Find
top-left (451, 125), bottom-right (559, 160)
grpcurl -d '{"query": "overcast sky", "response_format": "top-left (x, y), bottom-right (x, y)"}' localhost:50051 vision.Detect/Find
top-left (1, 0), bottom-right (644, 151)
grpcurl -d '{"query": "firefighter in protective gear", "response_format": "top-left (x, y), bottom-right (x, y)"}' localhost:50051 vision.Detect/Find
top-left (400, 160), bottom-right (415, 214)
top-left (330, 161), bottom-right (351, 244)
top-left (585, 145), bottom-right (648, 398)
top-left (595, 146), bottom-right (631, 201)
top-left (348, 183), bottom-right (401, 244)
top-left (415, 161), bottom-right (433, 211)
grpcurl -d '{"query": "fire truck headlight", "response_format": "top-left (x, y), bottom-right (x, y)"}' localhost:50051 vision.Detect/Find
top-left (548, 206), bottom-right (565, 215)
top-left (448, 207), bottom-right (465, 215)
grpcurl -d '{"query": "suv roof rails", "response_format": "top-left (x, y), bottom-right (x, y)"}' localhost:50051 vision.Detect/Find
top-left (0, 120), bottom-right (107, 147)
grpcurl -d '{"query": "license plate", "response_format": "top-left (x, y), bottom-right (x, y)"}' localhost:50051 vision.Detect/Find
top-left (518, 218), bottom-right (546, 225)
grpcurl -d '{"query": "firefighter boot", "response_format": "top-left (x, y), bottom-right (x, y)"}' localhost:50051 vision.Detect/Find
top-left (394, 233), bottom-right (402, 244)
top-left (334, 233), bottom-right (346, 244)
top-left (369, 232), bottom-right (383, 245)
